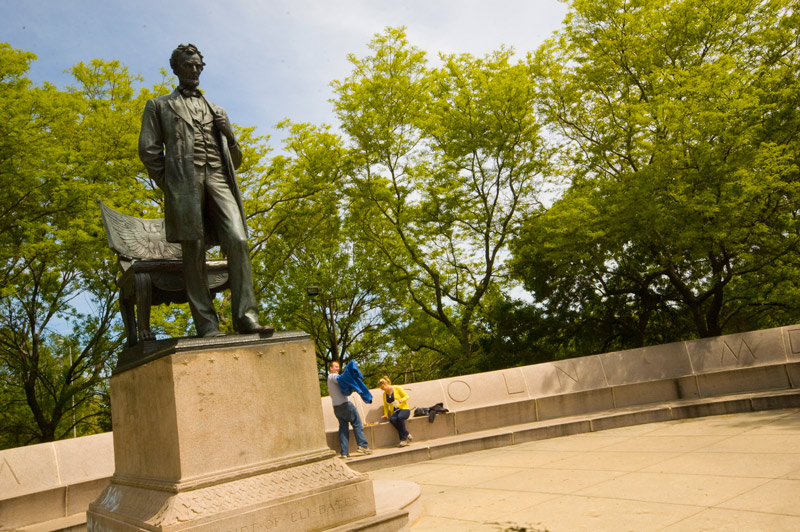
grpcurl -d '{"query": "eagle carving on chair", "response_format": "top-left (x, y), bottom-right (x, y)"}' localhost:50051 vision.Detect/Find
top-left (98, 201), bottom-right (182, 261)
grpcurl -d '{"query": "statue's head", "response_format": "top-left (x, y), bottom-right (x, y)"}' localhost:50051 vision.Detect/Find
top-left (170, 44), bottom-right (205, 87)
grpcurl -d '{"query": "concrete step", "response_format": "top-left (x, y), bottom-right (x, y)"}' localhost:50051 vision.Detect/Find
top-left (345, 388), bottom-right (800, 473)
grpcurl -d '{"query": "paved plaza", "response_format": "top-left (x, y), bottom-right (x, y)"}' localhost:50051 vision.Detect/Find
top-left (368, 408), bottom-right (800, 532)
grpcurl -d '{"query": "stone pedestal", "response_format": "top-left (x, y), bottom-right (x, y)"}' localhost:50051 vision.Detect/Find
top-left (87, 332), bottom-right (403, 531)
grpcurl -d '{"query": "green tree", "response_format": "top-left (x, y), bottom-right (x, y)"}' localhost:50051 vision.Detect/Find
top-left (245, 122), bottom-right (396, 386)
top-left (333, 28), bottom-right (549, 374)
top-left (0, 46), bottom-right (164, 447)
top-left (511, 0), bottom-right (800, 353)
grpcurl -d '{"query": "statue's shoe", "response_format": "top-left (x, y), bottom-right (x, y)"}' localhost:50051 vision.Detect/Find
top-left (237, 321), bottom-right (275, 336)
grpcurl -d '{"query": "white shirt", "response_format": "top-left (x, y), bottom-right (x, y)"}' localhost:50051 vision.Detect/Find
top-left (328, 373), bottom-right (349, 406)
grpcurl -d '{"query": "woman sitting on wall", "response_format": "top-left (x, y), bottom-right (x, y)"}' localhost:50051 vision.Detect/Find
top-left (379, 376), bottom-right (413, 447)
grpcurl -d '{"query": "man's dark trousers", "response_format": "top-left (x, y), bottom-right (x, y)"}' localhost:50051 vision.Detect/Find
top-left (181, 163), bottom-right (260, 336)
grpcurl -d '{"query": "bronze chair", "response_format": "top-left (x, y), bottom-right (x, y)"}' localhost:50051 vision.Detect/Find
top-left (98, 201), bottom-right (229, 346)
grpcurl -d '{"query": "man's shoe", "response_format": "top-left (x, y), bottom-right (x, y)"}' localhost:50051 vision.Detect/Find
top-left (237, 321), bottom-right (275, 336)
top-left (406, 434), bottom-right (413, 442)
top-left (398, 440), bottom-right (409, 447)
top-left (355, 447), bottom-right (372, 455)
top-left (200, 329), bottom-right (226, 338)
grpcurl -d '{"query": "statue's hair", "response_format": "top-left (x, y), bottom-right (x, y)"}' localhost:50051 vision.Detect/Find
top-left (169, 44), bottom-right (205, 74)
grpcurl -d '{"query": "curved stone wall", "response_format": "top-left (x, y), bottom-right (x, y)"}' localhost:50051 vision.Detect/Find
top-left (323, 324), bottom-right (800, 454)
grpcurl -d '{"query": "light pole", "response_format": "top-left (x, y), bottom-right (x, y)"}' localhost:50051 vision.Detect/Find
top-left (307, 286), bottom-right (340, 363)
top-left (56, 337), bottom-right (77, 438)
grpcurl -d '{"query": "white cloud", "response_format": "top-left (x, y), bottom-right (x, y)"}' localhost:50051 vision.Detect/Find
top-left (3, 0), bottom-right (568, 140)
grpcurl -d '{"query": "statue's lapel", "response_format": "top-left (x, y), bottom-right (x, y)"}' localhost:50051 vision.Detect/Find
top-left (167, 90), bottom-right (193, 126)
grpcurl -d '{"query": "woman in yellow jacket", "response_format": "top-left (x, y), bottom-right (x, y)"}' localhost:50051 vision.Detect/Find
top-left (378, 376), bottom-right (413, 446)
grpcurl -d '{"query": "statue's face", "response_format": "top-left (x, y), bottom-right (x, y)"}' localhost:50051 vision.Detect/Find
top-left (176, 53), bottom-right (203, 87)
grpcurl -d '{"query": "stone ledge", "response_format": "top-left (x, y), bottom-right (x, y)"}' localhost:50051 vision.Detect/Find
top-left (332, 362), bottom-right (800, 452)
top-left (321, 510), bottom-right (408, 532)
top-left (326, 324), bottom-right (800, 447)
top-left (16, 512), bottom-right (87, 532)
top-left (114, 331), bottom-right (308, 374)
top-left (346, 388), bottom-right (800, 473)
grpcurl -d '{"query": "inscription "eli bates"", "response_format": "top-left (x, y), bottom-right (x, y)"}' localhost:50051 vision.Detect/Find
top-left (292, 494), bottom-right (360, 522)
top-left (224, 494), bottom-right (361, 532)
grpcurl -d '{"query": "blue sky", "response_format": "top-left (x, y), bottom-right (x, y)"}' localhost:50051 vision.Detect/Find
top-left (4, 0), bottom-right (568, 142)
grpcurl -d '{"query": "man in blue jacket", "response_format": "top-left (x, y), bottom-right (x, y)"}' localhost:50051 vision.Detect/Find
top-left (328, 361), bottom-right (372, 458)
